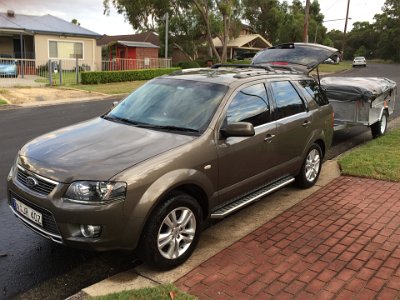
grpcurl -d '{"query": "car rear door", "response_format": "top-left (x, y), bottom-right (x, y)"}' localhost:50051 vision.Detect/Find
top-left (266, 80), bottom-right (313, 174)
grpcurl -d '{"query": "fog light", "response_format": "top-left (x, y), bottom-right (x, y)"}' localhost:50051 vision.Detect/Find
top-left (80, 225), bottom-right (102, 238)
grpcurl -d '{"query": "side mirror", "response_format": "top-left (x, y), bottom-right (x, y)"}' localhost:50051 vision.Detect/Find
top-left (221, 122), bottom-right (255, 138)
top-left (111, 101), bottom-right (119, 109)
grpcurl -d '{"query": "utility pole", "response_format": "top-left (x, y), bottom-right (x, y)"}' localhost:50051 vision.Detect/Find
top-left (164, 12), bottom-right (169, 59)
top-left (303, 0), bottom-right (311, 43)
top-left (341, 0), bottom-right (351, 59)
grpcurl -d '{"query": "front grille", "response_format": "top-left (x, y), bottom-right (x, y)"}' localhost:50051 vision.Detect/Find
top-left (9, 191), bottom-right (61, 236)
top-left (16, 166), bottom-right (57, 196)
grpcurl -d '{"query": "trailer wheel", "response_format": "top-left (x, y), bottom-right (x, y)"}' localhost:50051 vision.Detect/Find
top-left (371, 111), bottom-right (388, 139)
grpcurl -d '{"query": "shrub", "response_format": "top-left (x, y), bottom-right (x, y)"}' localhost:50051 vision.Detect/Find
top-left (177, 61), bottom-right (201, 69)
top-left (81, 68), bottom-right (181, 84)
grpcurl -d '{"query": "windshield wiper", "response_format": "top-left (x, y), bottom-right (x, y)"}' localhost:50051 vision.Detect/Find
top-left (146, 125), bottom-right (199, 133)
top-left (103, 115), bottom-right (199, 133)
top-left (102, 115), bottom-right (140, 126)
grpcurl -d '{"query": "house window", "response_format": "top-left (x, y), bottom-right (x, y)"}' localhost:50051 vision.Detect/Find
top-left (49, 41), bottom-right (83, 59)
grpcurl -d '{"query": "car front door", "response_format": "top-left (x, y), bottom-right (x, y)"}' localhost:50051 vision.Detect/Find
top-left (216, 82), bottom-right (280, 206)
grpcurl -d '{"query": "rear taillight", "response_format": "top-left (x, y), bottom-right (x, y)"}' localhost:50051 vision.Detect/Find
top-left (332, 111), bottom-right (335, 128)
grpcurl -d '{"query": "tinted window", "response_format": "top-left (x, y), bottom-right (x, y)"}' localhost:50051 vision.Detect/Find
top-left (299, 80), bottom-right (329, 106)
top-left (270, 81), bottom-right (306, 119)
top-left (227, 84), bottom-right (270, 126)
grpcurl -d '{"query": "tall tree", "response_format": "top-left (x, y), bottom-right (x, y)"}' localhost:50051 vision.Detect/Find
top-left (103, 0), bottom-right (241, 62)
top-left (374, 0), bottom-right (400, 62)
top-left (71, 19), bottom-right (80, 26)
top-left (242, 0), bottom-right (284, 44)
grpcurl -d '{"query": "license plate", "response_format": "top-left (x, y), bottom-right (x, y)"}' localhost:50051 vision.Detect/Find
top-left (13, 198), bottom-right (43, 227)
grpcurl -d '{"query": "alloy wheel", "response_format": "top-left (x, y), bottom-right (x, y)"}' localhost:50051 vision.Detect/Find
top-left (157, 207), bottom-right (196, 259)
top-left (305, 149), bottom-right (321, 182)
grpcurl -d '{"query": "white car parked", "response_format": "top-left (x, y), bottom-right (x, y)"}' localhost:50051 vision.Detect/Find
top-left (352, 56), bottom-right (367, 67)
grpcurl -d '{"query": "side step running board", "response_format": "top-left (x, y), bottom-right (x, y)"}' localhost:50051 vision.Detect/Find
top-left (210, 176), bottom-right (295, 219)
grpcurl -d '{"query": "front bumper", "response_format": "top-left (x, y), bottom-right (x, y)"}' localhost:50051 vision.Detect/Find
top-left (7, 165), bottom-right (138, 251)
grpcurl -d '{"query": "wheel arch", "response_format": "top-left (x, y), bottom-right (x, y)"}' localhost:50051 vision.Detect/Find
top-left (313, 138), bottom-right (326, 159)
top-left (125, 169), bottom-right (213, 249)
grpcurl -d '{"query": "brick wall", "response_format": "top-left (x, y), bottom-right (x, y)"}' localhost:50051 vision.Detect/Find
top-left (136, 48), bottom-right (158, 59)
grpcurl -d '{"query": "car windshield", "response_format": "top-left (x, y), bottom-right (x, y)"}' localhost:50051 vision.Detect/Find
top-left (106, 78), bottom-right (228, 134)
top-left (355, 57), bottom-right (365, 60)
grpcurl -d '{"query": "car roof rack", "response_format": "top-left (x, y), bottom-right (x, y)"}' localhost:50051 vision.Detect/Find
top-left (211, 63), bottom-right (274, 72)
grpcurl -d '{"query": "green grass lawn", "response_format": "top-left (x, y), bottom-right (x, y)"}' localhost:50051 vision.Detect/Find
top-left (314, 60), bottom-right (352, 73)
top-left (0, 99), bottom-right (7, 105)
top-left (64, 80), bottom-right (147, 95)
top-left (35, 71), bottom-right (81, 85)
top-left (338, 128), bottom-right (400, 181)
top-left (90, 284), bottom-right (195, 300)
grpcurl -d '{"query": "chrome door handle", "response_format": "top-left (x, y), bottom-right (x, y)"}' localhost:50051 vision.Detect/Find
top-left (302, 120), bottom-right (312, 127)
top-left (264, 134), bottom-right (275, 142)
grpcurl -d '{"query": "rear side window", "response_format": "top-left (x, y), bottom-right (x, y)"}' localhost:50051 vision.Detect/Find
top-left (299, 80), bottom-right (329, 106)
top-left (270, 81), bottom-right (306, 119)
top-left (227, 84), bottom-right (270, 127)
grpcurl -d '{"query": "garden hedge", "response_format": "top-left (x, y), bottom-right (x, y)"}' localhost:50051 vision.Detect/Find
top-left (81, 68), bottom-right (181, 84)
top-left (177, 61), bottom-right (201, 69)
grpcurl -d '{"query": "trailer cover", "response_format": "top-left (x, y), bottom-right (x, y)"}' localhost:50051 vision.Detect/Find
top-left (320, 77), bottom-right (396, 102)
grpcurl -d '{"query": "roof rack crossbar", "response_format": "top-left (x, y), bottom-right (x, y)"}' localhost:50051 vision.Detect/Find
top-left (210, 63), bottom-right (274, 72)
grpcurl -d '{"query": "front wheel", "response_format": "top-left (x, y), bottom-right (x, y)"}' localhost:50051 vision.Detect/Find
top-left (371, 111), bottom-right (388, 139)
top-left (296, 144), bottom-right (322, 189)
top-left (138, 192), bottom-right (202, 270)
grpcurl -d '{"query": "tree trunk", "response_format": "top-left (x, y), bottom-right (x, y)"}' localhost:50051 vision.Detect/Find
top-left (221, 14), bottom-right (229, 62)
top-left (192, 0), bottom-right (221, 62)
top-left (173, 43), bottom-right (194, 61)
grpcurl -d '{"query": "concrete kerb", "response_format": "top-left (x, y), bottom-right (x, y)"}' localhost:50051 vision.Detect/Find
top-left (80, 160), bottom-right (341, 298)
top-left (0, 94), bottom-right (125, 110)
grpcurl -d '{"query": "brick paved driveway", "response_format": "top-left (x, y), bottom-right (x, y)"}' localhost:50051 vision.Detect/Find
top-left (176, 177), bottom-right (400, 299)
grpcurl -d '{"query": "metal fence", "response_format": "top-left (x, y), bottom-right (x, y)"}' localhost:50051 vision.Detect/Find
top-left (101, 58), bottom-right (172, 71)
top-left (0, 57), bottom-right (172, 87)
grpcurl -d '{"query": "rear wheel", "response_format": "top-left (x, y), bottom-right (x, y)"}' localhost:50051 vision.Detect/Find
top-left (138, 192), bottom-right (202, 270)
top-left (371, 111), bottom-right (388, 138)
top-left (296, 144), bottom-right (322, 189)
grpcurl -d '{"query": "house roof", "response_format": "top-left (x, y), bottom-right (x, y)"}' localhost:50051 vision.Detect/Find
top-left (114, 41), bottom-right (159, 48)
top-left (213, 34), bottom-right (272, 50)
top-left (97, 31), bottom-right (160, 47)
top-left (0, 12), bottom-right (100, 37)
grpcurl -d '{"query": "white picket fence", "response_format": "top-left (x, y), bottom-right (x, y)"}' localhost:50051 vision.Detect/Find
top-left (0, 58), bottom-right (172, 86)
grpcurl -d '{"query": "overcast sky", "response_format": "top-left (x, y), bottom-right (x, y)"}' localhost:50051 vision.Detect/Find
top-left (0, 0), bottom-right (386, 36)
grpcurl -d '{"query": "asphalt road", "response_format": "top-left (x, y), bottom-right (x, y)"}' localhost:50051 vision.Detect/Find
top-left (0, 63), bottom-right (399, 300)
top-left (0, 99), bottom-right (139, 300)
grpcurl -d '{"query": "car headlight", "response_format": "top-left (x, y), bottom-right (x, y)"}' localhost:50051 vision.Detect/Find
top-left (63, 181), bottom-right (127, 204)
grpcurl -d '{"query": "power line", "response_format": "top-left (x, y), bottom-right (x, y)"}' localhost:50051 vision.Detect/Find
top-left (323, 0), bottom-right (346, 15)
top-left (0, 0), bottom-right (13, 10)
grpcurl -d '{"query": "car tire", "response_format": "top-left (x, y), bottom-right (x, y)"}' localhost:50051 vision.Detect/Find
top-left (371, 110), bottom-right (388, 139)
top-left (295, 143), bottom-right (322, 189)
top-left (138, 192), bottom-right (202, 270)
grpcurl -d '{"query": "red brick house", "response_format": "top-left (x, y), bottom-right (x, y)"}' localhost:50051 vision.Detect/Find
top-left (97, 32), bottom-right (163, 69)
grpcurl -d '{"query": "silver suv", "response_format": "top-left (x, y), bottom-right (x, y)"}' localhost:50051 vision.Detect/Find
top-left (8, 43), bottom-right (337, 269)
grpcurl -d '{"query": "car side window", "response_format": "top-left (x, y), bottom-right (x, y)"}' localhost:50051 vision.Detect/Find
top-left (299, 80), bottom-right (329, 106)
top-left (270, 81), bottom-right (306, 119)
top-left (227, 84), bottom-right (270, 127)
